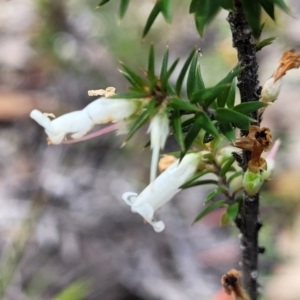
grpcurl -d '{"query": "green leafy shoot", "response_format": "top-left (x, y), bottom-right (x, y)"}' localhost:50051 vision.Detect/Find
top-left (193, 200), bottom-right (225, 224)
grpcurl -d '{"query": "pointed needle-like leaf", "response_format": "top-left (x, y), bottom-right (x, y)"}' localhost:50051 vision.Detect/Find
top-left (175, 48), bottom-right (196, 96)
top-left (119, 0), bottom-right (130, 19)
top-left (193, 200), bottom-right (225, 224)
top-left (125, 99), bottom-right (155, 143)
top-left (142, 1), bottom-right (161, 38)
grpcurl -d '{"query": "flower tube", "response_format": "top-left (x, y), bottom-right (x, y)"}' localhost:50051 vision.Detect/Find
top-left (122, 152), bottom-right (202, 232)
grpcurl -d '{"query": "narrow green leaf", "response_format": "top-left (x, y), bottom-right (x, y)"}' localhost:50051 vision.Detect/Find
top-left (219, 66), bottom-right (242, 86)
top-left (233, 101), bottom-right (267, 115)
top-left (162, 57), bottom-right (180, 88)
top-left (97, 0), bottom-right (110, 7)
top-left (241, 0), bottom-right (261, 38)
top-left (121, 63), bottom-right (146, 88)
top-left (180, 169), bottom-right (213, 189)
top-left (215, 108), bottom-right (251, 129)
top-left (220, 156), bottom-right (235, 177)
top-left (219, 122), bottom-right (235, 142)
top-left (194, 84), bottom-right (229, 107)
top-left (176, 48), bottom-right (196, 96)
top-left (192, 66), bottom-right (240, 106)
top-left (119, 0), bottom-right (130, 19)
top-left (142, 1), bottom-right (161, 38)
top-left (186, 53), bottom-right (198, 100)
top-left (226, 80), bottom-right (236, 108)
top-left (189, 0), bottom-right (199, 13)
top-left (181, 179), bottom-right (219, 189)
top-left (181, 116), bottom-right (195, 131)
top-left (220, 213), bottom-right (230, 226)
top-left (169, 98), bottom-right (200, 112)
top-left (256, 37), bottom-right (276, 51)
top-left (195, 112), bottom-right (219, 137)
top-left (193, 200), bottom-right (225, 224)
top-left (217, 85), bottom-right (230, 108)
top-left (204, 187), bottom-right (226, 204)
top-left (260, 0), bottom-right (275, 19)
top-left (220, 0), bottom-right (234, 10)
top-left (160, 0), bottom-right (172, 23)
top-left (171, 110), bottom-right (185, 151)
top-left (125, 99), bottom-right (155, 142)
top-left (53, 280), bottom-right (89, 300)
top-left (227, 203), bottom-right (239, 221)
top-left (148, 44), bottom-right (156, 88)
top-left (160, 46), bottom-right (169, 83)
top-left (272, 0), bottom-right (290, 14)
top-left (195, 56), bottom-right (205, 92)
top-left (183, 120), bottom-right (202, 154)
top-left (194, 0), bottom-right (221, 36)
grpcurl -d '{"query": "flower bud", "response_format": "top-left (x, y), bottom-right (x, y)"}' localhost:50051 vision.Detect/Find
top-left (243, 169), bottom-right (264, 196)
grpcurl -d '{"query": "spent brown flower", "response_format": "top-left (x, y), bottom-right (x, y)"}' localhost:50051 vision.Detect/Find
top-left (221, 269), bottom-right (250, 300)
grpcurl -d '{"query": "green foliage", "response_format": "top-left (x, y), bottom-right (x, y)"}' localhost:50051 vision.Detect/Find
top-left (193, 200), bottom-right (225, 224)
top-left (256, 37), bottom-right (277, 51)
top-left (53, 280), bottom-right (90, 300)
top-left (142, 0), bottom-right (172, 37)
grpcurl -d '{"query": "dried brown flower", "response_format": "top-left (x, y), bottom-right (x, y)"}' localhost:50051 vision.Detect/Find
top-left (273, 50), bottom-right (300, 82)
top-left (221, 269), bottom-right (250, 300)
top-left (235, 126), bottom-right (272, 152)
top-left (235, 126), bottom-right (272, 173)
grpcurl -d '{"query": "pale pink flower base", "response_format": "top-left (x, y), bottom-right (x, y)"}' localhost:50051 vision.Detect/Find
top-left (61, 124), bottom-right (118, 144)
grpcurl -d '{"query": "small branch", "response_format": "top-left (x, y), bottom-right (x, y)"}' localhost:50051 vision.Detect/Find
top-left (227, 1), bottom-right (262, 299)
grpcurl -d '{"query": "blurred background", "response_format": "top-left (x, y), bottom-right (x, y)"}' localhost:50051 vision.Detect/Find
top-left (0, 0), bottom-right (300, 299)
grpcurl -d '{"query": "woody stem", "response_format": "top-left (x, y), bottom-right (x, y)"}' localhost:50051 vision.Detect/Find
top-left (227, 1), bottom-right (262, 299)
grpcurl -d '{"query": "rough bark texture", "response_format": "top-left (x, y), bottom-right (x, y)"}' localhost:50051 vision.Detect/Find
top-left (227, 1), bottom-right (261, 299)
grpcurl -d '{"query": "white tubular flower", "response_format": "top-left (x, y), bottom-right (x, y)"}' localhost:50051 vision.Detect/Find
top-left (122, 152), bottom-right (202, 232)
top-left (261, 77), bottom-right (281, 103)
top-left (30, 98), bottom-right (139, 144)
top-left (148, 109), bottom-right (170, 183)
